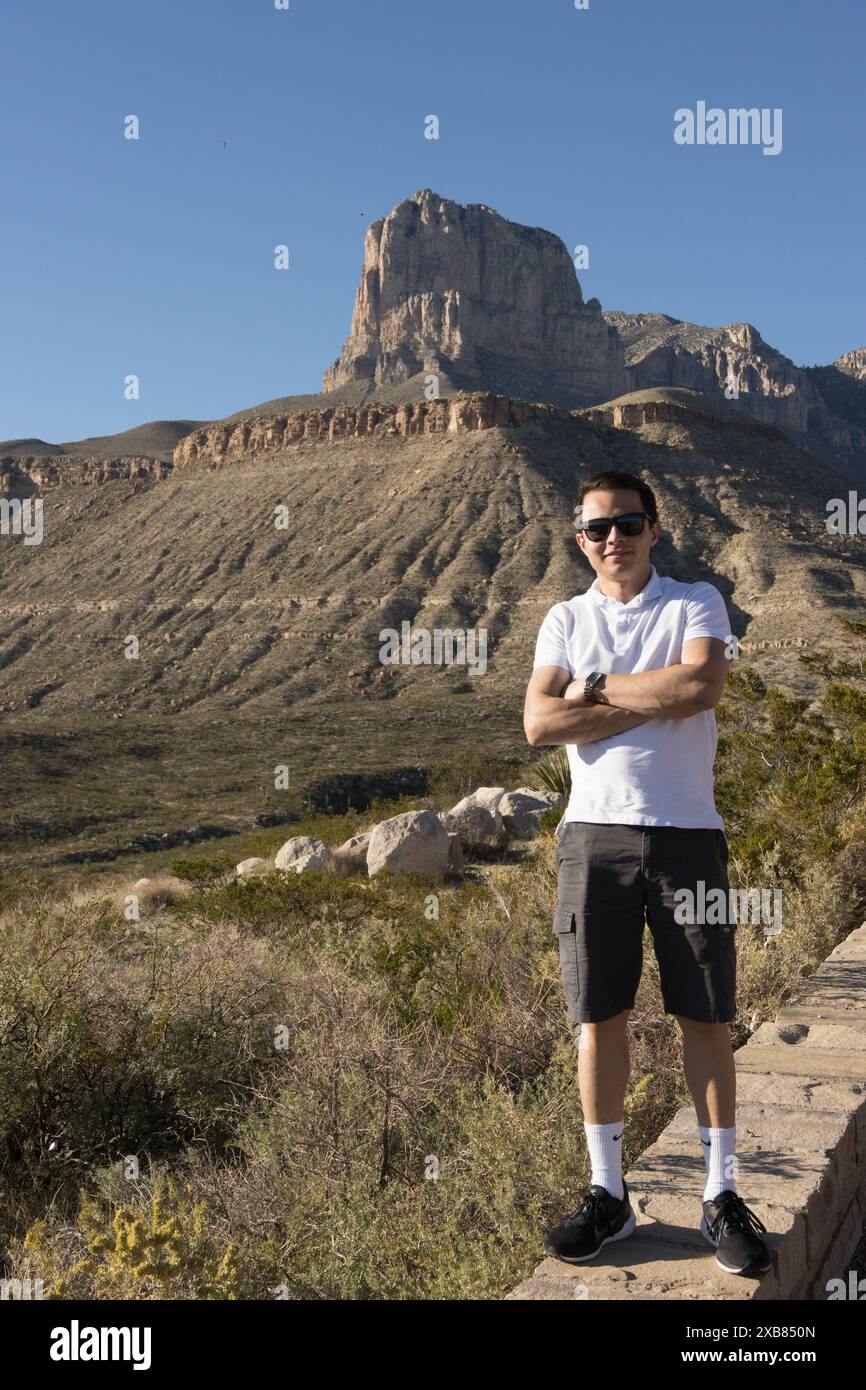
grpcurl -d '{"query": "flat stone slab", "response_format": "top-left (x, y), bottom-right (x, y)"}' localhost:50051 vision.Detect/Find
top-left (666, 1100), bottom-right (855, 1150)
top-left (506, 1241), bottom-right (762, 1301)
top-left (734, 1046), bottom-right (866, 1080)
top-left (778, 1005), bottom-right (866, 1027)
top-left (733, 1071), bottom-right (864, 1111)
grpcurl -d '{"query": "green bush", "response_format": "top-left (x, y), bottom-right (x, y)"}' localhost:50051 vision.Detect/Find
top-left (532, 747), bottom-right (571, 800)
top-left (169, 854), bottom-right (237, 891)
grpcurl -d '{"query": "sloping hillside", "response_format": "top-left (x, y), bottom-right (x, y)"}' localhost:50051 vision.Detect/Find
top-left (1, 387), bottom-right (863, 869)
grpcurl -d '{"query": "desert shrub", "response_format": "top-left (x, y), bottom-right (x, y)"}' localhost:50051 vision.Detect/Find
top-left (169, 854), bottom-right (237, 891)
top-left (532, 746), bottom-right (571, 799)
top-left (716, 630), bottom-right (866, 884)
top-left (0, 903), bottom-right (279, 1234)
top-left (0, 870), bottom-right (53, 913)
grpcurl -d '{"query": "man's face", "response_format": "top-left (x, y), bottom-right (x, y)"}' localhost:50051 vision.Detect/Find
top-left (575, 487), bottom-right (660, 582)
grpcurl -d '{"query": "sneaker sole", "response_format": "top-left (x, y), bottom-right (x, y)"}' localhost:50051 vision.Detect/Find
top-left (700, 1216), bottom-right (772, 1276)
top-left (543, 1206), bottom-right (636, 1264)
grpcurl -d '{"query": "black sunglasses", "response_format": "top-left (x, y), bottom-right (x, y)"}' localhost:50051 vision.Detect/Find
top-left (577, 511), bottom-right (652, 542)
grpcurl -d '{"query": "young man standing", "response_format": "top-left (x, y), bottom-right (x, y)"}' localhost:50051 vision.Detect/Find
top-left (523, 470), bottom-right (771, 1278)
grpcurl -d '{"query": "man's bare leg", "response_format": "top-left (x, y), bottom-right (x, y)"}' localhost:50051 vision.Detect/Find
top-left (676, 1017), bottom-right (735, 1128)
top-left (577, 1009), bottom-right (632, 1124)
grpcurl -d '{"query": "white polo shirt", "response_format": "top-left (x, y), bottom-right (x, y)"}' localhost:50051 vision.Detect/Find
top-left (533, 565), bottom-right (731, 829)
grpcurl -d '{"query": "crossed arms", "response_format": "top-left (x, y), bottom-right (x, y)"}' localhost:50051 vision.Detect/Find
top-left (523, 637), bottom-right (729, 748)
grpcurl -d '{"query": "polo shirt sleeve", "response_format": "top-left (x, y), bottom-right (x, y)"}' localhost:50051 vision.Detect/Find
top-left (533, 603), bottom-right (575, 674)
top-left (682, 582), bottom-right (731, 644)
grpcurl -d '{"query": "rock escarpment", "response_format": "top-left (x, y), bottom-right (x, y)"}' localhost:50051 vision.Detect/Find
top-left (0, 454), bottom-right (170, 494)
top-left (173, 393), bottom-right (572, 470)
top-left (174, 388), bottom-right (788, 473)
top-left (605, 313), bottom-right (816, 434)
top-left (323, 188), bottom-right (625, 407)
top-left (605, 311), bottom-right (866, 487)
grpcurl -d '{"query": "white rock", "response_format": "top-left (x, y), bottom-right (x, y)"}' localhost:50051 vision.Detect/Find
top-left (236, 857), bottom-right (269, 878)
top-left (133, 878), bottom-right (151, 889)
top-left (367, 809), bottom-right (451, 877)
top-left (459, 785), bottom-right (507, 816)
top-left (441, 802), bottom-right (506, 848)
top-left (274, 836), bottom-right (336, 874)
top-left (499, 790), bottom-right (550, 839)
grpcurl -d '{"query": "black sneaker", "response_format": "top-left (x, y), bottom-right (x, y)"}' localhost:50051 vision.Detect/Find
top-left (543, 1179), bottom-right (636, 1263)
top-left (701, 1189), bottom-right (772, 1275)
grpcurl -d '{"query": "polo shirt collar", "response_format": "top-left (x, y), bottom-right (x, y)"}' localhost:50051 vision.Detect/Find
top-left (589, 564), bottom-right (663, 610)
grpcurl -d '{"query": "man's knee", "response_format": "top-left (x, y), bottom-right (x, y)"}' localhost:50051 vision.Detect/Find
top-left (675, 1015), bottom-right (731, 1039)
top-left (580, 1008), bottom-right (632, 1040)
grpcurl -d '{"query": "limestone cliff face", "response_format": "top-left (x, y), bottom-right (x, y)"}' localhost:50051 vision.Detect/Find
top-left (173, 394), bottom-right (571, 470)
top-left (0, 455), bottom-right (169, 494)
top-left (604, 312), bottom-right (866, 486)
top-left (604, 314), bottom-right (816, 434)
top-left (835, 348), bottom-right (866, 382)
top-left (323, 189), bottom-right (625, 406)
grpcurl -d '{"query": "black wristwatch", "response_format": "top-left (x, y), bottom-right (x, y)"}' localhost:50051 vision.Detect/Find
top-left (583, 671), bottom-right (607, 703)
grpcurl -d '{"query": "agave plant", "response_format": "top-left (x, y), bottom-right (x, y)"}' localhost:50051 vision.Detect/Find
top-left (533, 746), bottom-right (571, 800)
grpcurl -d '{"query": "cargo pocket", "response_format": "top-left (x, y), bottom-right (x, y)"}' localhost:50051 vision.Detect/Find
top-left (553, 905), bottom-right (581, 1019)
top-left (553, 904), bottom-right (576, 935)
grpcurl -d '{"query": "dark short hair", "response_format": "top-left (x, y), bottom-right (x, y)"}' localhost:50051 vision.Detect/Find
top-left (574, 470), bottom-right (659, 528)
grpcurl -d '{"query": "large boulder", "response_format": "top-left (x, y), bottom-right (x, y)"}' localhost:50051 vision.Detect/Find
top-left (236, 857), bottom-right (269, 879)
top-left (333, 832), bottom-right (372, 877)
top-left (367, 809), bottom-right (451, 877)
top-left (499, 790), bottom-right (550, 839)
top-left (440, 801), bottom-right (506, 849)
top-left (450, 786), bottom-right (506, 817)
top-left (274, 836), bottom-right (336, 874)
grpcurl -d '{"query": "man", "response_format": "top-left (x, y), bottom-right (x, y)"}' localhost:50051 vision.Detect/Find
top-left (523, 469), bottom-right (771, 1278)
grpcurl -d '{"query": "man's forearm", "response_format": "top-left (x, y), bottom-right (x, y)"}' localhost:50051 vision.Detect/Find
top-left (526, 693), bottom-right (652, 747)
top-left (600, 664), bottom-right (716, 718)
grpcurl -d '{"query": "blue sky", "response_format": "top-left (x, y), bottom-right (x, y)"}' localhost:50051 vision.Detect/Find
top-left (2, 0), bottom-right (863, 442)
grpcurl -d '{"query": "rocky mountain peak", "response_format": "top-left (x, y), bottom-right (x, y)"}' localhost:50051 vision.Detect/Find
top-left (322, 189), bottom-right (624, 407)
top-left (835, 348), bottom-right (866, 381)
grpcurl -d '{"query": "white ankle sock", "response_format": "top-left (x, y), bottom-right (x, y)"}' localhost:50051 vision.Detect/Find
top-left (584, 1119), bottom-right (624, 1200)
top-left (698, 1122), bottom-right (712, 1172)
top-left (703, 1125), bottom-right (737, 1203)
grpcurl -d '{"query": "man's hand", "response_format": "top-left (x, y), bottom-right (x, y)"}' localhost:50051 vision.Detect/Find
top-left (524, 666), bottom-right (653, 748)
top-left (596, 637), bottom-right (730, 718)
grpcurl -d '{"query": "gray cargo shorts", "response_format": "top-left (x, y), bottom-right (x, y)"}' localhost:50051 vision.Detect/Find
top-left (553, 821), bottom-right (736, 1026)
